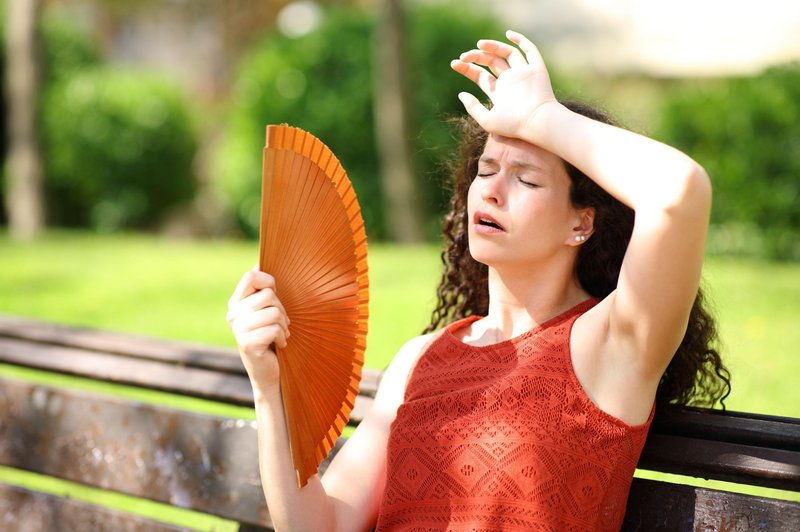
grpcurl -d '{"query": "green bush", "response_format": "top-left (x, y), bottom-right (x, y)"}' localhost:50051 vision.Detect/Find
top-left (216, 8), bottom-right (379, 237)
top-left (0, 11), bottom-right (101, 225)
top-left (40, 11), bottom-right (101, 85)
top-left (656, 64), bottom-right (800, 260)
top-left (42, 68), bottom-right (198, 230)
top-left (215, 3), bottom-right (511, 240)
top-left (1, 11), bottom-right (197, 232)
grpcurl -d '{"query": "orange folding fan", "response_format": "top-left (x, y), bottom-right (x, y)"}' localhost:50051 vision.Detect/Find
top-left (258, 124), bottom-right (368, 487)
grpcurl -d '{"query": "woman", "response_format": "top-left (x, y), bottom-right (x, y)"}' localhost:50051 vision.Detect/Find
top-left (227, 30), bottom-right (729, 531)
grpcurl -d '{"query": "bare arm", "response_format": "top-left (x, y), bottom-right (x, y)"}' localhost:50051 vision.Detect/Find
top-left (227, 269), bottom-right (429, 530)
top-left (227, 270), bottom-right (335, 531)
top-left (452, 31), bottom-right (711, 417)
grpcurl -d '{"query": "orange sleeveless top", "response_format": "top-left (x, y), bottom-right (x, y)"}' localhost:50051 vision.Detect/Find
top-left (376, 299), bottom-right (653, 531)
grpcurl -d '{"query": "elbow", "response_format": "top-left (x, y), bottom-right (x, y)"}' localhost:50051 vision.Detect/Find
top-left (662, 160), bottom-right (712, 218)
top-left (686, 163), bottom-right (712, 217)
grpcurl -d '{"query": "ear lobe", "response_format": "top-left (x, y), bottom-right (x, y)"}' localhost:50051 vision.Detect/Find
top-left (568, 207), bottom-right (595, 246)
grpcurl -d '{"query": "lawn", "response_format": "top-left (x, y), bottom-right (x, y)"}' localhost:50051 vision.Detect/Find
top-left (2, 229), bottom-right (797, 417)
top-left (1, 230), bottom-right (798, 526)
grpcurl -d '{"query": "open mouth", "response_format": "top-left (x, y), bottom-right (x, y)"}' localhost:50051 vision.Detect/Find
top-left (473, 212), bottom-right (505, 232)
top-left (478, 217), bottom-right (503, 230)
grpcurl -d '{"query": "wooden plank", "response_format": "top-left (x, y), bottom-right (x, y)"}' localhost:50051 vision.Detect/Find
top-left (639, 434), bottom-right (800, 491)
top-left (0, 314), bottom-right (382, 398)
top-left (0, 482), bottom-right (187, 532)
top-left (0, 377), bottom-right (273, 528)
top-left (0, 313), bottom-right (244, 373)
top-left (0, 337), bottom-right (256, 405)
top-left (622, 478), bottom-right (800, 532)
top-left (653, 407), bottom-right (800, 451)
top-left (0, 338), bottom-right (376, 421)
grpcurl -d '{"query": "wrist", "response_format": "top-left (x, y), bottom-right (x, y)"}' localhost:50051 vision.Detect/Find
top-left (252, 381), bottom-right (282, 407)
top-left (520, 100), bottom-right (568, 147)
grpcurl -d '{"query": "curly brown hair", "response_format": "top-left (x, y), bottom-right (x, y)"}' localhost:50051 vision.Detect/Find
top-left (424, 102), bottom-right (731, 409)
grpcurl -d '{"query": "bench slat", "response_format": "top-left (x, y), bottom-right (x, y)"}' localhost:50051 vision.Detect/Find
top-left (639, 434), bottom-right (800, 491)
top-left (0, 482), bottom-right (187, 532)
top-left (0, 377), bottom-right (272, 528)
top-left (622, 478), bottom-right (800, 532)
top-left (0, 314), bottom-right (244, 373)
top-left (653, 407), bottom-right (800, 451)
top-left (0, 314), bottom-right (382, 398)
top-left (0, 343), bottom-right (374, 426)
top-left (0, 337), bottom-right (257, 405)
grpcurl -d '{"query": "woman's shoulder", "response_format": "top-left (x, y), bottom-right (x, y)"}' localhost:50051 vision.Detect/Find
top-left (384, 333), bottom-right (439, 383)
top-left (373, 332), bottom-right (439, 410)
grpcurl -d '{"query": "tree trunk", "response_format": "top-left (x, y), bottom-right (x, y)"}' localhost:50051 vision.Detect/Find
top-left (5, 0), bottom-right (45, 239)
top-left (373, 0), bottom-right (424, 243)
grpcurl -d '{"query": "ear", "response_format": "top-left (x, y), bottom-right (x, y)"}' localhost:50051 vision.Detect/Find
top-left (566, 207), bottom-right (595, 247)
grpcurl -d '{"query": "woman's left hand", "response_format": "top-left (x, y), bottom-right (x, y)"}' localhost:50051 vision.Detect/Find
top-left (451, 30), bottom-right (557, 140)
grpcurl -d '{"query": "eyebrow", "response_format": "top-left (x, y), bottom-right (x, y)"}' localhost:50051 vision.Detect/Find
top-left (479, 156), bottom-right (545, 173)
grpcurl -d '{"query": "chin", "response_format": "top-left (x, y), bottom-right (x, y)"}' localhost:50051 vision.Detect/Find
top-left (467, 238), bottom-right (501, 267)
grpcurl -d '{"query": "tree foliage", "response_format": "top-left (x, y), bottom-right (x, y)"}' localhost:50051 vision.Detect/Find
top-left (656, 64), bottom-right (800, 260)
top-left (43, 68), bottom-right (197, 230)
top-left (215, 3), bottom-right (507, 240)
top-left (0, 11), bottom-right (198, 231)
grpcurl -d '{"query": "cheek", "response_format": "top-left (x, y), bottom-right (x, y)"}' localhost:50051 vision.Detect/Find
top-left (466, 180), bottom-right (480, 212)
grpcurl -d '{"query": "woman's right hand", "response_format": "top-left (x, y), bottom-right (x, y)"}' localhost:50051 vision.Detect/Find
top-left (450, 30), bottom-right (558, 143)
top-left (226, 269), bottom-right (290, 393)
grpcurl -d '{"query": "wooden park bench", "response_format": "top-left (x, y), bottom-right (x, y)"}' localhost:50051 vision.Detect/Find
top-left (0, 314), bottom-right (798, 531)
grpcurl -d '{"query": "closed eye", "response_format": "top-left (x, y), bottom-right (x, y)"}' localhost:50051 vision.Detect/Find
top-left (517, 177), bottom-right (540, 188)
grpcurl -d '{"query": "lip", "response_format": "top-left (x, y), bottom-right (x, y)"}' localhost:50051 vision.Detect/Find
top-left (473, 211), bottom-right (506, 234)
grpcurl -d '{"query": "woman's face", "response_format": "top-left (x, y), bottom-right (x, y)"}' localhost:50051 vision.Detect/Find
top-left (467, 134), bottom-right (587, 272)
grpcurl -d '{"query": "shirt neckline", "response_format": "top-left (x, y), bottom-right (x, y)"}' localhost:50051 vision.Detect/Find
top-left (444, 298), bottom-right (600, 350)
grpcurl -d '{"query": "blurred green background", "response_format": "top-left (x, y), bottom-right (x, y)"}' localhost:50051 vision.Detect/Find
top-left (2, 0), bottom-right (798, 413)
top-left (0, 0), bottom-right (800, 408)
top-left (1, 1), bottom-right (799, 525)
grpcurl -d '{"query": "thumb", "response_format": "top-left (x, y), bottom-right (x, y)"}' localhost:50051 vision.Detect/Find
top-left (458, 92), bottom-right (489, 126)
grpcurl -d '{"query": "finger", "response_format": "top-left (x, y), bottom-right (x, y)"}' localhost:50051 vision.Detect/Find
top-left (451, 59), bottom-right (496, 96)
top-left (232, 306), bottom-right (290, 342)
top-left (459, 49), bottom-right (508, 77)
top-left (476, 39), bottom-right (527, 69)
top-left (228, 288), bottom-right (289, 325)
top-left (240, 287), bottom-right (286, 315)
top-left (505, 30), bottom-right (546, 70)
top-left (228, 270), bottom-right (276, 310)
top-left (240, 325), bottom-right (288, 353)
top-left (457, 92), bottom-right (491, 127)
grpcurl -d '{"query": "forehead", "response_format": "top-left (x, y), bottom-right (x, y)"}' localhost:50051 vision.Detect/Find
top-left (480, 135), bottom-right (563, 170)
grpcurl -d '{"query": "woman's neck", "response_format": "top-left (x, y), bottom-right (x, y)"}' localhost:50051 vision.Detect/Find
top-left (482, 264), bottom-right (590, 341)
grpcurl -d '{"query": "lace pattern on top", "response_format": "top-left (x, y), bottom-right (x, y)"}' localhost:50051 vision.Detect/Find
top-left (375, 299), bottom-right (653, 531)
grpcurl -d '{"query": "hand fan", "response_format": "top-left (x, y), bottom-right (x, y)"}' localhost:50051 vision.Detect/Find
top-left (258, 124), bottom-right (368, 487)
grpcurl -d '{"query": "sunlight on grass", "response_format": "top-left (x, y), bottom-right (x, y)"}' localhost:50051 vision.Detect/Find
top-left (0, 465), bottom-right (238, 531)
top-left (1, 230), bottom-right (796, 416)
top-left (703, 258), bottom-right (800, 417)
top-left (634, 469), bottom-right (800, 503)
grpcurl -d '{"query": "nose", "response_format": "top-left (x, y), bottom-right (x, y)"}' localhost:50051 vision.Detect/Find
top-left (480, 174), bottom-right (505, 206)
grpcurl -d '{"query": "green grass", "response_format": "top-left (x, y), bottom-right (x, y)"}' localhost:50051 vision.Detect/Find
top-left (1, 229), bottom-right (799, 522)
top-left (703, 258), bottom-right (800, 417)
top-left (0, 230), bottom-right (441, 370)
top-left (0, 464), bottom-right (238, 532)
top-left (2, 229), bottom-right (797, 416)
